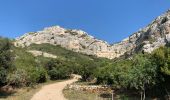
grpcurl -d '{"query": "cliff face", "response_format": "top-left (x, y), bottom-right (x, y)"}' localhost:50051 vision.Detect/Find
top-left (124, 9), bottom-right (170, 54)
top-left (15, 26), bottom-right (116, 59)
top-left (15, 9), bottom-right (170, 59)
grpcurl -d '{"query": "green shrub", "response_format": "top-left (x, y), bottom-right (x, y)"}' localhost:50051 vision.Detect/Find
top-left (27, 67), bottom-right (48, 84)
top-left (128, 54), bottom-right (157, 99)
top-left (7, 68), bottom-right (28, 86)
top-left (0, 67), bottom-right (7, 85)
top-left (7, 67), bottom-right (48, 87)
top-left (45, 59), bottom-right (71, 80)
top-left (12, 47), bottom-right (49, 86)
top-left (0, 38), bottom-right (14, 86)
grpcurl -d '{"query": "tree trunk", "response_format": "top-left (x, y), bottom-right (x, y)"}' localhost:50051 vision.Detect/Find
top-left (141, 91), bottom-right (143, 100)
top-left (140, 90), bottom-right (146, 100)
top-left (143, 89), bottom-right (146, 100)
top-left (165, 87), bottom-right (170, 99)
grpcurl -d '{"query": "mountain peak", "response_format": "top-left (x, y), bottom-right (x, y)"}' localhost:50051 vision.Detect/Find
top-left (15, 9), bottom-right (170, 59)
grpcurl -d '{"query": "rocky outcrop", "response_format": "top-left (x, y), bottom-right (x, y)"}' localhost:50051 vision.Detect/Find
top-left (28, 50), bottom-right (57, 58)
top-left (110, 9), bottom-right (170, 57)
top-left (15, 26), bottom-right (116, 59)
top-left (15, 9), bottom-right (170, 59)
top-left (67, 84), bottom-right (111, 93)
top-left (129, 9), bottom-right (170, 53)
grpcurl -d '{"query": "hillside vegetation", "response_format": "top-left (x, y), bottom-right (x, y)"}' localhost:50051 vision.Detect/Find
top-left (95, 46), bottom-right (170, 99)
top-left (0, 37), bottom-right (170, 99)
top-left (0, 39), bottom-right (112, 88)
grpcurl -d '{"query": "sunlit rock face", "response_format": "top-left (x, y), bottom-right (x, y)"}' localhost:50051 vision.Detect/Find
top-left (15, 26), bottom-right (116, 59)
top-left (15, 9), bottom-right (170, 59)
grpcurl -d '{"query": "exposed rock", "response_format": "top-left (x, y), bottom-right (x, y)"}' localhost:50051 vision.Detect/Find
top-left (67, 84), bottom-right (111, 93)
top-left (28, 50), bottom-right (57, 58)
top-left (15, 9), bottom-right (170, 59)
top-left (15, 26), bottom-right (116, 59)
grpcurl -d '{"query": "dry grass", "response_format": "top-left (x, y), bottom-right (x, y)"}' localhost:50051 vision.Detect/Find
top-left (63, 88), bottom-right (142, 100)
top-left (63, 89), bottom-right (104, 100)
top-left (63, 81), bottom-right (142, 100)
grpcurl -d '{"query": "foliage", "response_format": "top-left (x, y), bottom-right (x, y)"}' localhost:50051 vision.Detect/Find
top-left (27, 66), bottom-right (48, 84)
top-left (11, 47), bottom-right (48, 86)
top-left (26, 43), bottom-right (112, 81)
top-left (0, 38), bottom-right (14, 86)
top-left (152, 46), bottom-right (170, 76)
top-left (78, 60), bottom-right (97, 81)
top-left (7, 68), bottom-right (28, 86)
top-left (95, 59), bottom-right (132, 86)
top-left (95, 46), bottom-right (170, 99)
top-left (128, 54), bottom-right (157, 100)
top-left (1, 37), bottom-right (170, 99)
top-left (4, 43), bottom-right (109, 86)
top-left (45, 59), bottom-right (71, 80)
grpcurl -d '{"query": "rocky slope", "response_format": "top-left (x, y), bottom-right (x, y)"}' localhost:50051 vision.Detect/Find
top-left (15, 9), bottom-right (170, 59)
top-left (14, 26), bottom-right (117, 59)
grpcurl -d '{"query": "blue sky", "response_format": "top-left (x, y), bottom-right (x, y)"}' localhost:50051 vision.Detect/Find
top-left (0, 0), bottom-right (170, 43)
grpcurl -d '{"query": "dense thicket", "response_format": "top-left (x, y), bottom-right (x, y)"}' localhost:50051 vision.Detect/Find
top-left (0, 38), bottom-right (14, 86)
top-left (26, 43), bottom-right (112, 81)
top-left (95, 46), bottom-right (170, 99)
top-left (0, 43), bottom-right (110, 87)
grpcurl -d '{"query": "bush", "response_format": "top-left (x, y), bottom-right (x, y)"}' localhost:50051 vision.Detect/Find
top-left (128, 54), bottom-right (158, 100)
top-left (152, 46), bottom-right (170, 76)
top-left (48, 65), bottom-right (70, 80)
top-left (27, 67), bottom-right (48, 84)
top-left (95, 59), bottom-right (132, 86)
top-left (7, 69), bottom-right (28, 86)
top-left (45, 59), bottom-right (71, 80)
top-left (6, 67), bottom-right (48, 87)
top-left (0, 67), bottom-right (8, 85)
top-left (95, 54), bottom-right (158, 100)
top-left (78, 60), bottom-right (98, 81)
top-left (0, 38), bottom-right (14, 86)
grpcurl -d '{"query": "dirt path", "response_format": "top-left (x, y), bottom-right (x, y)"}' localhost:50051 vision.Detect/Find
top-left (31, 75), bottom-right (81, 100)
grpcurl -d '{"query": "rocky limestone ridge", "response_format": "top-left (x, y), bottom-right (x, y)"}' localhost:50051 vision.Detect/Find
top-left (15, 26), bottom-right (116, 59)
top-left (15, 9), bottom-right (170, 59)
top-left (124, 9), bottom-right (170, 54)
